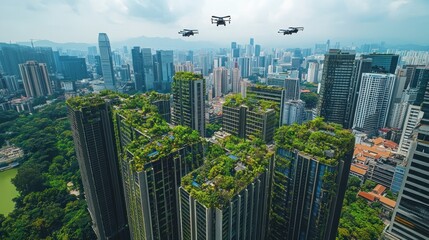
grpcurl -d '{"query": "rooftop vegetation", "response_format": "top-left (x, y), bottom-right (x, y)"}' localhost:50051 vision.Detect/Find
top-left (66, 94), bottom-right (106, 110)
top-left (125, 125), bottom-right (201, 172)
top-left (173, 71), bottom-right (203, 81)
top-left (224, 94), bottom-right (276, 113)
top-left (182, 135), bottom-right (272, 208)
top-left (274, 117), bottom-right (354, 166)
top-left (249, 84), bottom-right (284, 91)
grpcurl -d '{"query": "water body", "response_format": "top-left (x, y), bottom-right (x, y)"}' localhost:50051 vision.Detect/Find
top-left (0, 168), bottom-right (18, 215)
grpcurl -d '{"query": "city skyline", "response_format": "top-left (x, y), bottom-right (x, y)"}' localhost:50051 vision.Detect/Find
top-left (1, 0), bottom-right (429, 47)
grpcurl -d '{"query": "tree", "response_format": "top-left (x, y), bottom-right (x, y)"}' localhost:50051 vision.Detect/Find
top-left (206, 123), bottom-right (221, 137)
top-left (300, 92), bottom-right (319, 109)
top-left (12, 164), bottom-right (46, 195)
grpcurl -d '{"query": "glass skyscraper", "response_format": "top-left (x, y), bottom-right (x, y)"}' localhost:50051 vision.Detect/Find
top-left (98, 33), bottom-right (116, 90)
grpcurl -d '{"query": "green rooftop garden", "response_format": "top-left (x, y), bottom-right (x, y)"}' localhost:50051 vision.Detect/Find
top-left (125, 125), bottom-right (201, 172)
top-left (250, 84), bottom-right (284, 91)
top-left (173, 71), bottom-right (203, 81)
top-left (181, 136), bottom-right (273, 208)
top-left (224, 94), bottom-right (277, 114)
top-left (274, 118), bottom-right (355, 166)
top-left (66, 94), bottom-right (106, 110)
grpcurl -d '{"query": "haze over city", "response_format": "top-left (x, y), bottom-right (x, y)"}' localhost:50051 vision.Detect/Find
top-left (1, 0), bottom-right (429, 47)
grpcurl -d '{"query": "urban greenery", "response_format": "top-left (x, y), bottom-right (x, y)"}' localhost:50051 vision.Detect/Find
top-left (0, 102), bottom-right (95, 239)
top-left (205, 123), bottom-right (222, 137)
top-left (125, 125), bottom-right (201, 172)
top-left (182, 136), bottom-right (272, 208)
top-left (300, 92), bottom-right (319, 109)
top-left (274, 118), bottom-right (354, 165)
top-left (337, 176), bottom-right (385, 240)
top-left (173, 71), bottom-right (203, 81)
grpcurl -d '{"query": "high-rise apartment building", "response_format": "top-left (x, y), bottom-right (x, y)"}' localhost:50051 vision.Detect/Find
top-left (115, 101), bottom-right (204, 240)
top-left (307, 62), bottom-right (319, 83)
top-left (222, 95), bottom-right (277, 143)
top-left (231, 67), bottom-right (241, 93)
top-left (282, 99), bottom-right (305, 125)
top-left (385, 79), bottom-right (429, 239)
top-left (19, 61), bottom-right (53, 97)
top-left (179, 140), bottom-right (273, 240)
top-left (172, 72), bottom-right (206, 137)
top-left (317, 50), bottom-right (356, 128)
top-left (270, 118), bottom-right (354, 240)
top-left (98, 33), bottom-right (116, 90)
top-left (398, 105), bottom-right (424, 156)
top-left (67, 95), bottom-right (129, 240)
top-left (213, 67), bottom-right (229, 97)
top-left (353, 73), bottom-right (396, 135)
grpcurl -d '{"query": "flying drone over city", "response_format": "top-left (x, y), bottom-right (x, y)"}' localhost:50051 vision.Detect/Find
top-left (178, 29), bottom-right (199, 37)
top-left (278, 27), bottom-right (304, 35)
top-left (211, 16), bottom-right (231, 26)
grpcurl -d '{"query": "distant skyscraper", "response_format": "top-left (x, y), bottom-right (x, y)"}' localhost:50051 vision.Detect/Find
top-left (317, 49), bottom-right (356, 128)
top-left (361, 53), bottom-right (399, 74)
top-left (59, 56), bottom-right (87, 80)
top-left (19, 61), bottom-right (53, 97)
top-left (270, 119), bottom-right (354, 240)
top-left (141, 48), bottom-right (155, 91)
top-left (98, 33), bottom-right (116, 90)
top-left (213, 67), bottom-right (229, 96)
top-left (307, 62), bottom-right (319, 83)
top-left (231, 67), bottom-right (241, 93)
top-left (385, 79), bottom-right (429, 239)
top-left (172, 72), bottom-right (205, 137)
top-left (255, 44), bottom-right (261, 57)
top-left (284, 78), bottom-right (300, 100)
top-left (352, 73), bottom-right (396, 135)
top-left (67, 96), bottom-right (129, 240)
top-left (131, 46), bottom-right (144, 92)
top-left (239, 57), bottom-right (250, 78)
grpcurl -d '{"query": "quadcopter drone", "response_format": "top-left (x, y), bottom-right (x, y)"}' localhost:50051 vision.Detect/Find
top-left (211, 16), bottom-right (231, 26)
top-left (278, 27), bottom-right (304, 35)
top-left (178, 29), bottom-right (199, 37)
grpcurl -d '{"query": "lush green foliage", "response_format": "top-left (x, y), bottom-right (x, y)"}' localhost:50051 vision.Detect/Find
top-left (182, 136), bottom-right (272, 208)
top-left (337, 177), bottom-right (385, 240)
top-left (66, 94), bottom-right (106, 110)
top-left (274, 118), bottom-right (355, 165)
top-left (0, 102), bottom-right (95, 239)
top-left (224, 93), bottom-right (277, 113)
top-left (300, 92), bottom-right (319, 109)
top-left (205, 123), bottom-right (221, 137)
top-left (173, 71), bottom-right (203, 81)
top-left (126, 125), bottom-right (201, 172)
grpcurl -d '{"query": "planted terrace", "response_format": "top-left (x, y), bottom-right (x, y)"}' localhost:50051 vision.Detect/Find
top-left (173, 71), bottom-right (203, 81)
top-left (274, 118), bottom-right (355, 166)
top-left (125, 125), bottom-right (201, 172)
top-left (181, 136), bottom-right (272, 208)
top-left (224, 94), bottom-right (277, 114)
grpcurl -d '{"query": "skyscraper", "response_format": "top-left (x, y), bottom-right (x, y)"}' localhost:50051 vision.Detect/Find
top-left (142, 48), bottom-right (155, 91)
top-left (361, 53), bottom-right (399, 74)
top-left (317, 50), bottom-right (356, 128)
top-left (19, 61), bottom-right (53, 97)
top-left (179, 139), bottom-right (273, 240)
top-left (239, 57), bottom-right (250, 78)
top-left (270, 118), bottom-right (354, 240)
top-left (353, 73), bottom-right (396, 135)
top-left (231, 67), bottom-right (241, 93)
top-left (67, 95), bottom-right (129, 240)
top-left (307, 62), bottom-right (319, 83)
top-left (213, 67), bottom-right (229, 96)
top-left (172, 72), bottom-right (206, 137)
top-left (114, 99), bottom-right (203, 240)
top-left (385, 78), bottom-right (429, 239)
top-left (398, 105), bottom-right (424, 156)
top-left (282, 99), bottom-right (305, 125)
top-left (131, 46), bottom-right (144, 92)
top-left (154, 50), bottom-right (174, 92)
top-left (98, 33), bottom-right (116, 90)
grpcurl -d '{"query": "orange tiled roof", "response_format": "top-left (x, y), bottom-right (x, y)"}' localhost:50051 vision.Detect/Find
top-left (373, 184), bottom-right (386, 195)
top-left (354, 144), bottom-right (391, 159)
top-left (379, 196), bottom-right (396, 208)
top-left (384, 140), bottom-right (398, 149)
top-left (358, 191), bottom-right (376, 202)
top-left (356, 156), bottom-right (367, 162)
top-left (373, 137), bottom-right (384, 145)
top-left (350, 165), bottom-right (367, 175)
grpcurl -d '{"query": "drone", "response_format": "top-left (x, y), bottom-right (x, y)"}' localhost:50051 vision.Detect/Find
top-left (278, 27), bottom-right (304, 35)
top-left (211, 16), bottom-right (231, 26)
top-left (178, 29), bottom-right (199, 37)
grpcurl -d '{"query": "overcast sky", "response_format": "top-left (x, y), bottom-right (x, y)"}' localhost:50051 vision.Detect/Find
top-left (1, 0), bottom-right (429, 47)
